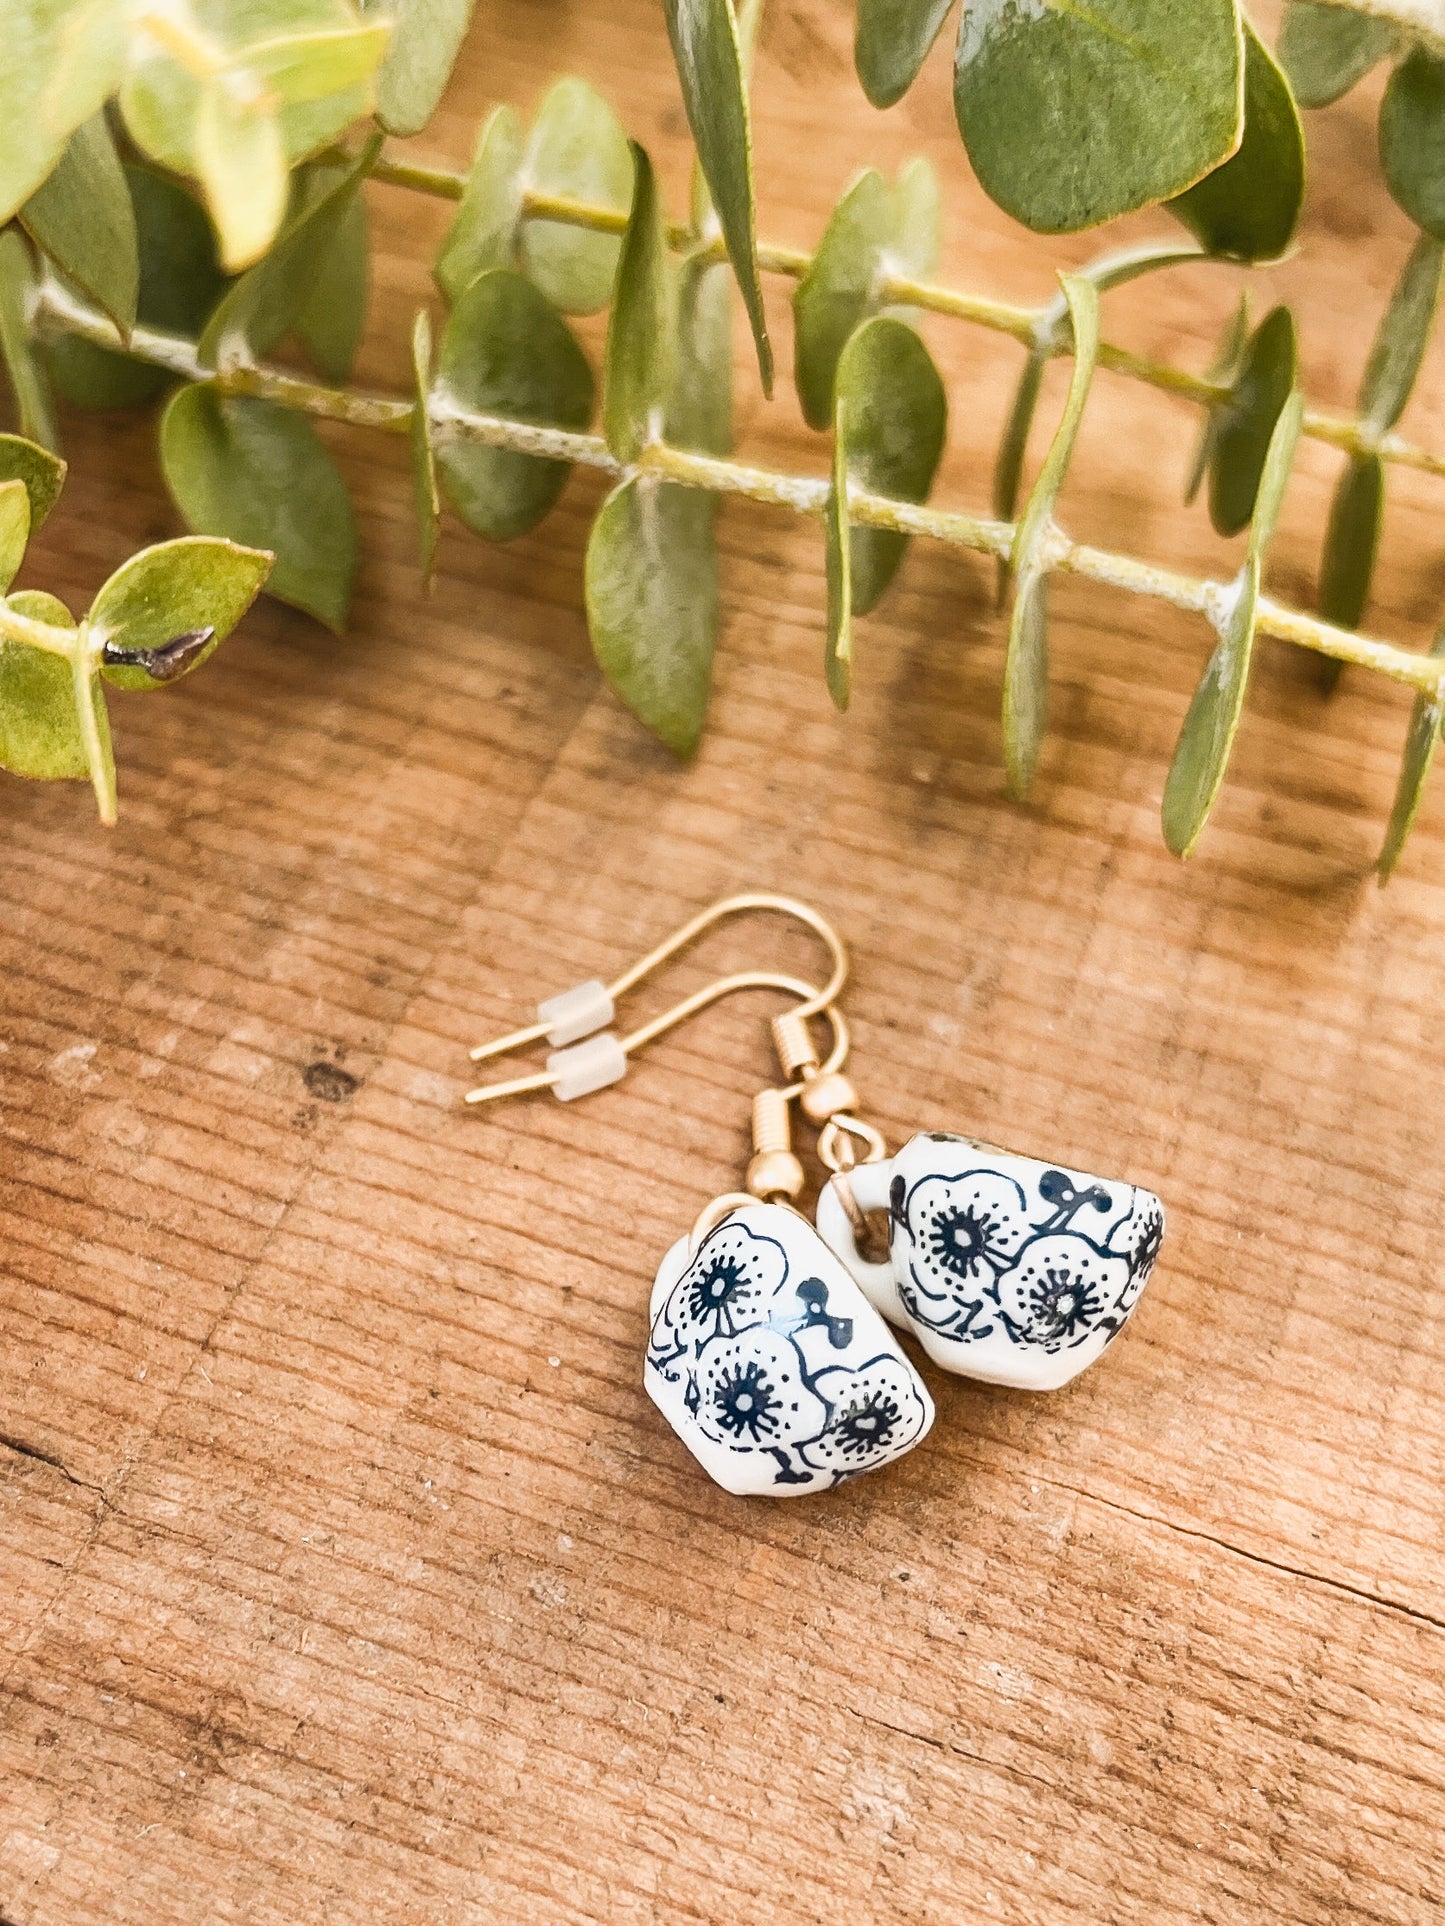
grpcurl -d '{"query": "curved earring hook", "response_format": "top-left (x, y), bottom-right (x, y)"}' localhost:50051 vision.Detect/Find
top-left (464, 969), bottom-right (848, 1106)
top-left (468, 892), bottom-right (848, 1065)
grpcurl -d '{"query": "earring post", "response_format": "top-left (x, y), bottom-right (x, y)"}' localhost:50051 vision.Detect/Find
top-left (466, 892), bottom-right (848, 1067)
top-left (468, 1018), bottom-right (549, 1065)
top-left (463, 1066), bottom-right (557, 1105)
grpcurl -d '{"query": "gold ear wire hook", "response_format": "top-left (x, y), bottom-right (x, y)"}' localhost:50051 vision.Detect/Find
top-left (464, 969), bottom-right (849, 1106)
top-left (468, 892), bottom-right (848, 1064)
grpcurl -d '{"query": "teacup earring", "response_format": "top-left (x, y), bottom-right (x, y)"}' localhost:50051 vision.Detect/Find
top-left (794, 1039), bottom-right (1166, 1393)
top-left (466, 897), bottom-right (934, 1496)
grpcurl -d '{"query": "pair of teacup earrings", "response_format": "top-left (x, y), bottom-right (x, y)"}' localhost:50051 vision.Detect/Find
top-left (467, 894), bottom-right (1165, 1498)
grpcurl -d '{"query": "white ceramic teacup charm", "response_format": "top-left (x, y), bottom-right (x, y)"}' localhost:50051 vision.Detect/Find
top-left (645, 1200), bottom-right (933, 1496)
top-left (816, 1133), bottom-right (1165, 1392)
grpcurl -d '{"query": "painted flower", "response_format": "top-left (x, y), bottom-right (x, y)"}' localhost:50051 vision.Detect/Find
top-left (804, 1350), bottom-right (933, 1475)
top-left (994, 1234), bottom-right (1131, 1353)
top-left (896, 1168), bottom-right (1030, 1335)
top-left (690, 1329), bottom-right (828, 1453)
top-left (1112, 1194), bottom-right (1164, 1316)
top-left (648, 1217), bottom-right (789, 1373)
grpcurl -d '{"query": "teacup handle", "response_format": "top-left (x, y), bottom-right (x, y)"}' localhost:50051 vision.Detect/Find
top-left (815, 1158), bottom-right (908, 1329)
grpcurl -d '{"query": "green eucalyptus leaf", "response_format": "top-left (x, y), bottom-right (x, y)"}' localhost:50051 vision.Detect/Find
top-left (1013, 276), bottom-right (1102, 555)
top-left (1162, 552), bottom-right (1260, 857)
top-left (585, 476), bottom-right (718, 757)
top-left (823, 316), bottom-right (948, 702)
top-left (1279, 0), bottom-right (1396, 108)
top-left (0, 230), bottom-right (56, 451)
top-left (1319, 453), bottom-right (1382, 633)
top-left (1185, 293), bottom-right (1250, 505)
top-left (433, 269), bottom-right (595, 540)
top-left (243, 22), bottom-right (390, 104)
top-left (521, 78), bottom-right (635, 316)
top-left (47, 166), bottom-right (229, 411)
top-left (121, 0), bottom-right (377, 170)
top-left (0, 479), bottom-right (31, 594)
top-left (1003, 274), bottom-right (1099, 797)
top-left (295, 161), bottom-right (370, 381)
top-left (161, 383), bottom-right (355, 630)
top-left (8, 589), bottom-right (69, 625)
top-left (668, 255), bottom-right (733, 457)
top-left (194, 79), bottom-right (288, 274)
top-left (92, 536), bottom-right (271, 690)
top-left (1247, 387), bottom-right (1302, 561)
top-left (1168, 23), bottom-right (1304, 263)
top-left (0, 589), bottom-right (94, 782)
top-left (1163, 395), bottom-right (1297, 858)
top-left (41, 318), bottom-right (155, 412)
top-left (20, 114), bottom-right (138, 333)
top-left (369, 0), bottom-right (473, 135)
top-left (603, 145), bottom-right (673, 464)
top-left (200, 135), bottom-right (378, 367)
top-left (793, 169), bottom-right (892, 432)
top-left (0, 0), bottom-right (124, 222)
top-left (122, 0), bottom-right (377, 266)
top-left (662, 0), bottom-right (773, 394)
top-left (1010, 241), bottom-right (1201, 604)
top-left (891, 155), bottom-right (942, 279)
top-left (119, 34), bottom-right (204, 177)
top-left (954, 0), bottom-right (1243, 234)
top-left (1381, 51), bottom-right (1445, 240)
top-left (1378, 623), bottom-right (1445, 881)
top-left (436, 105), bottom-right (525, 303)
top-left (134, 169), bottom-right (230, 336)
top-left (793, 161), bottom-right (933, 431)
top-left (410, 308), bottom-right (441, 587)
top-left (1361, 231), bottom-right (1445, 435)
top-left (824, 418), bottom-right (852, 711)
top-left (835, 314), bottom-right (946, 625)
top-left (994, 350), bottom-right (1046, 525)
top-left (1311, 229), bottom-right (1441, 667)
top-left (1209, 304), bottom-right (1297, 538)
top-left (46, 0), bottom-right (127, 135)
top-left (856, 0), bottom-right (956, 109)
top-left (992, 348), bottom-right (1045, 608)
top-left (270, 86), bottom-right (372, 173)
top-left (0, 433), bottom-right (64, 528)
top-left (1004, 570), bottom-right (1050, 794)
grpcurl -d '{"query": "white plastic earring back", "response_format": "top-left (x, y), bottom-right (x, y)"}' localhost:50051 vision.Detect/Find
top-left (537, 979), bottom-right (615, 1047)
top-left (546, 1032), bottom-right (628, 1100)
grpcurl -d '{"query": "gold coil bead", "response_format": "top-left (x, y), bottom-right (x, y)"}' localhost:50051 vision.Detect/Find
top-left (752, 1086), bottom-right (792, 1154)
top-left (799, 1069), bottom-right (860, 1126)
top-left (771, 1008), bottom-right (820, 1079)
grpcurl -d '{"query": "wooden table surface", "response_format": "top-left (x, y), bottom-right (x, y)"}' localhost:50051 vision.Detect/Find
top-left (4, 5), bottom-right (1445, 1921)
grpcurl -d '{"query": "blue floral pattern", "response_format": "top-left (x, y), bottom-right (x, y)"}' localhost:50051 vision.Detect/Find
top-left (889, 1140), bottom-right (1164, 1360)
top-left (647, 1215), bottom-right (932, 1492)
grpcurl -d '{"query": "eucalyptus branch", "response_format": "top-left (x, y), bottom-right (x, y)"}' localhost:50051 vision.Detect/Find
top-left (352, 153), bottom-right (1445, 487)
top-left (35, 284), bottom-right (1445, 702)
top-left (8, 11), bottom-right (1443, 861)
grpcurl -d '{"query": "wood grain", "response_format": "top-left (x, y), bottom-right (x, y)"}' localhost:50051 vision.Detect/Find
top-left (4, 4), bottom-right (1445, 1919)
